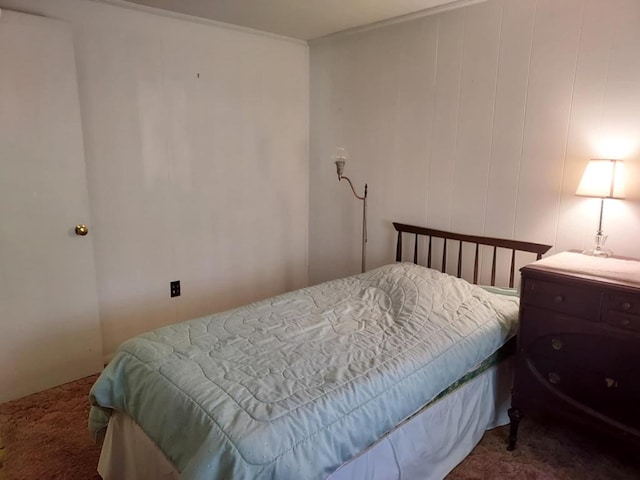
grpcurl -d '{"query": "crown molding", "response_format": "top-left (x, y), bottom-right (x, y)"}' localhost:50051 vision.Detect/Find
top-left (88, 0), bottom-right (307, 45)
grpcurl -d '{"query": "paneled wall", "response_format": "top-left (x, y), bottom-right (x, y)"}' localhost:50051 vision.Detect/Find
top-left (1, 0), bottom-right (309, 359)
top-left (309, 0), bottom-right (640, 285)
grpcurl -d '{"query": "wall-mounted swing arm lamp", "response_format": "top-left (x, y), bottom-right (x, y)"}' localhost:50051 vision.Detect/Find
top-left (575, 158), bottom-right (625, 257)
top-left (334, 147), bottom-right (368, 273)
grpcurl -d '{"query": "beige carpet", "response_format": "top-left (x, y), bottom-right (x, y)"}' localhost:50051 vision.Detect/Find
top-left (448, 417), bottom-right (640, 480)
top-left (0, 375), bottom-right (101, 480)
top-left (0, 375), bottom-right (638, 479)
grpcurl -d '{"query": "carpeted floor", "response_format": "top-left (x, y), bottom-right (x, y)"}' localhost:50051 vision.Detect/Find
top-left (0, 375), bottom-right (101, 480)
top-left (0, 375), bottom-right (639, 479)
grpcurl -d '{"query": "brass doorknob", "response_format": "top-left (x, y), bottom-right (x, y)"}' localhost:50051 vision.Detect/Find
top-left (75, 224), bottom-right (89, 236)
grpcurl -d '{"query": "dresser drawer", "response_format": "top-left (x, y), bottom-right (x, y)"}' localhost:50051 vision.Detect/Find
top-left (605, 311), bottom-right (640, 333)
top-left (525, 330), bottom-right (640, 382)
top-left (608, 293), bottom-right (640, 315)
top-left (525, 355), bottom-right (640, 430)
top-left (521, 278), bottom-right (602, 322)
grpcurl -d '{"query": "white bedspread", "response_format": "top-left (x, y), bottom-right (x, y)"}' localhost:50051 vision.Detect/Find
top-left (89, 263), bottom-right (519, 480)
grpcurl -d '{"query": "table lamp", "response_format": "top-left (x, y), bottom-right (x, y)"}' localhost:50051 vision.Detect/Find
top-left (575, 159), bottom-right (625, 257)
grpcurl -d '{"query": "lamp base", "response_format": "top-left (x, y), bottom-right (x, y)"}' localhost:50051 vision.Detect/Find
top-left (582, 234), bottom-right (612, 258)
top-left (582, 247), bottom-right (612, 258)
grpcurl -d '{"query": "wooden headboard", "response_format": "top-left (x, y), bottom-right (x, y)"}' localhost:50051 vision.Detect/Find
top-left (393, 222), bottom-right (552, 288)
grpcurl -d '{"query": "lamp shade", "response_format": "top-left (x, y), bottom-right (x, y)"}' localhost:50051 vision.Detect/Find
top-left (575, 159), bottom-right (625, 199)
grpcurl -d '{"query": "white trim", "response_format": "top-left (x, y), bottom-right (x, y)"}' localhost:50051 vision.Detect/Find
top-left (88, 0), bottom-right (307, 45)
top-left (315, 0), bottom-right (488, 40)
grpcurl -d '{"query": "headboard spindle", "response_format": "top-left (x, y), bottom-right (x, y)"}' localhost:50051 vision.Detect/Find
top-left (392, 222), bottom-right (552, 287)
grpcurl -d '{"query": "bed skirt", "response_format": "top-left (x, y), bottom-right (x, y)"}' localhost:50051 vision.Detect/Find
top-left (98, 358), bottom-right (513, 480)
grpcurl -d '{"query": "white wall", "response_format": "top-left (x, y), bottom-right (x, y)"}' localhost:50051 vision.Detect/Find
top-left (0, 0), bottom-right (309, 359)
top-left (309, 0), bottom-right (640, 285)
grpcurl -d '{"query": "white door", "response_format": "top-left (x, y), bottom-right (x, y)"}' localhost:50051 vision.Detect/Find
top-left (0, 10), bottom-right (103, 403)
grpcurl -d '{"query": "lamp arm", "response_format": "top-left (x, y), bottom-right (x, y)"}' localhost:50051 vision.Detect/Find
top-left (339, 176), bottom-right (366, 201)
top-left (338, 176), bottom-right (368, 273)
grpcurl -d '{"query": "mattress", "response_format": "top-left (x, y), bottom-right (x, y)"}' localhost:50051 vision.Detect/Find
top-left (90, 263), bottom-right (519, 480)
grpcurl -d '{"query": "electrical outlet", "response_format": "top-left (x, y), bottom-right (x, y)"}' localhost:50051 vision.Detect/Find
top-left (170, 280), bottom-right (181, 297)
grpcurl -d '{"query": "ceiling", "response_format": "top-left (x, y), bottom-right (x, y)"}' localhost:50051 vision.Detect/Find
top-left (120, 0), bottom-right (471, 40)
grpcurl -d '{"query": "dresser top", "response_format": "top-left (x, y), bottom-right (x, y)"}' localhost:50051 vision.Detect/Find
top-left (522, 251), bottom-right (640, 288)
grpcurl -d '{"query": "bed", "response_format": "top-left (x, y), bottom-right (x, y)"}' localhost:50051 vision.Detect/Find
top-left (89, 223), bottom-right (551, 480)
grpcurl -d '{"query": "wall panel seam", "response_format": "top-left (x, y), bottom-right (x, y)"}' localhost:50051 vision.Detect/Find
top-left (450, 9), bottom-right (467, 231)
top-left (596, 15), bottom-right (615, 142)
top-left (426, 17), bottom-right (441, 227)
top-left (482, 0), bottom-right (505, 236)
top-left (512, 0), bottom-right (538, 240)
top-left (554, 1), bottom-right (586, 250)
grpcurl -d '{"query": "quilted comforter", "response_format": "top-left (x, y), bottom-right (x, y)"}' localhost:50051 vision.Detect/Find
top-left (89, 262), bottom-right (519, 479)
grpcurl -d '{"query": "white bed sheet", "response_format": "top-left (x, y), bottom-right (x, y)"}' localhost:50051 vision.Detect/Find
top-left (98, 358), bottom-right (513, 480)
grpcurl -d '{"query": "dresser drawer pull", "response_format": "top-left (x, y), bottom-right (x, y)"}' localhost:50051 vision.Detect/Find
top-left (553, 295), bottom-right (564, 304)
top-left (551, 338), bottom-right (563, 350)
top-left (619, 317), bottom-right (631, 327)
top-left (621, 302), bottom-right (632, 311)
top-left (548, 372), bottom-right (561, 385)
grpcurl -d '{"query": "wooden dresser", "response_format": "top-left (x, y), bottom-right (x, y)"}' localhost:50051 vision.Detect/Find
top-left (508, 251), bottom-right (640, 450)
